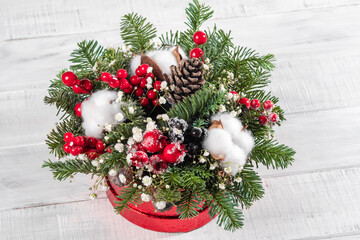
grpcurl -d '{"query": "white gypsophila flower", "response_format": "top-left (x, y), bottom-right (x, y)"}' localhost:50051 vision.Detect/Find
top-left (98, 157), bottom-right (105, 164)
top-left (235, 177), bottom-right (243, 183)
top-left (89, 193), bottom-right (97, 200)
top-left (142, 176), bottom-right (152, 187)
top-left (128, 106), bottom-right (135, 114)
top-left (132, 127), bottom-right (142, 135)
top-left (205, 58), bottom-right (210, 64)
top-left (109, 60), bottom-right (116, 67)
top-left (105, 124), bottom-right (112, 132)
top-left (78, 154), bottom-right (86, 160)
top-left (219, 105), bottom-right (226, 113)
top-left (133, 133), bottom-right (143, 142)
top-left (92, 62), bottom-right (98, 73)
top-left (209, 164), bottom-right (216, 170)
top-left (199, 157), bottom-right (206, 163)
top-left (146, 83), bottom-right (153, 89)
top-left (160, 81), bottom-right (167, 90)
top-left (133, 183), bottom-right (137, 187)
top-left (230, 111), bottom-right (237, 117)
top-left (173, 128), bottom-right (182, 134)
top-left (91, 160), bottom-right (99, 167)
top-left (155, 201), bottom-right (166, 210)
top-left (159, 97), bottom-right (166, 105)
top-left (226, 92), bottom-right (233, 100)
top-left (146, 164), bottom-right (154, 172)
top-left (203, 151), bottom-right (210, 157)
top-left (115, 112), bottom-right (124, 122)
top-left (146, 77), bottom-right (153, 84)
top-left (101, 184), bottom-right (109, 191)
top-left (146, 117), bottom-right (152, 122)
top-left (169, 84), bottom-right (175, 91)
top-left (233, 94), bottom-right (240, 101)
top-left (115, 97), bottom-right (122, 103)
top-left (146, 121), bottom-right (157, 131)
top-left (219, 84), bottom-right (226, 92)
top-left (228, 72), bottom-right (234, 79)
top-left (108, 169), bottom-right (117, 176)
top-left (162, 114), bottom-right (169, 121)
top-left (126, 153), bottom-right (133, 165)
top-left (203, 64), bottom-right (209, 71)
top-left (114, 143), bottom-right (124, 152)
top-left (219, 183), bottom-right (226, 190)
top-left (141, 193), bottom-right (151, 202)
top-left (147, 67), bottom-right (153, 73)
top-left (165, 185), bottom-right (170, 189)
top-left (127, 137), bottom-right (135, 146)
top-left (224, 167), bottom-right (232, 174)
top-left (118, 91), bottom-right (124, 98)
top-left (104, 136), bottom-right (110, 142)
top-left (119, 173), bottom-right (126, 184)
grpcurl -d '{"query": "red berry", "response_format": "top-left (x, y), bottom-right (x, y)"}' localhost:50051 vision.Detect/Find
top-left (142, 130), bottom-right (167, 153)
top-left (73, 79), bottom-right (93, 94)
top-left (259, 115), bottom-right (268, 125)
top-left (163, 143), bottom-right (186, 164)
top-left (152, 99), bottom-right (159, 107)
top-left (139, 78), bottom-right (147, 88)
top-left (62, 71), bottom-right (77, 86)
top-left (130, 75), bottom-right (141, 86)
top-left (74, 136), bottom-right (85, 146)
top-left (106, 147), bottom-right (113, 153)
top-left (96, 141), bottom-right (105, 152)
top-left (149, 154), bottom-right (168, 174)
top-left (147, 72), bottom-right (154, 79)
top-left (87, 137), bottom-right (97, 147)
top-left (71, 146), bottom-right (83, 156)
top-left (120, 79), bottom-right (131, 90)
top-left (109, 79), bottom-right (120, 88)
top-left (153, 81), bottom-right (161, 91)
top-left (140, 97), bottom-right (150, 107)
top-left (131, 151), bottom-right (149, 167)
top-left (101, 72), bottom-right (113, 82)
top-left (117, 69), bottom-right (128, 79)
top-left (193, 31), bottom-right (207, 45)
top-left (63, 143), bottom-right (71, 153)
top-left (250, 99), bottom-right (261, 109)
top-left (123, 85), bottom-right (134, 94)
top-left (263, 100), bottom-right (274, 110)
top-left (190, 48), bottom-right (204, 58)
top-left (86, 149), bottom-right (99, 160)
top-left (147, 90), bottom-right (157, 100)
top-left (64, 132), bottom-right (74, 142)
top-left (72, 81), bottom-right (83, 94)
top-left (239, 98), bottom-right (250, 109)
top-left (138, 64), bottom-right (149, 77)
top-left (135, 68), bottom-right (142, 77)
top-left (74, 102), bottom-right (82, 117)
top-left (134, 87), bottom-right (145, 97)
top-left (268, 113), bottom-right (279, 123)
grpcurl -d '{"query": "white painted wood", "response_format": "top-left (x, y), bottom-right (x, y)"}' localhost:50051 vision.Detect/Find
top-left (1, 167), bottom-right (359, 240)
top-left (1, 0), bottom-right (358, 41)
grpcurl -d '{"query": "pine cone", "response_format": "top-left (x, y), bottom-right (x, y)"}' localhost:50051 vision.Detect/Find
top-left (164, 58), bottom-right (205, 104)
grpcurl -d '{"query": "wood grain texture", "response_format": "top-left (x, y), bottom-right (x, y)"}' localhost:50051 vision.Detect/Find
top-left (1, 167), bottom-right (359, 240)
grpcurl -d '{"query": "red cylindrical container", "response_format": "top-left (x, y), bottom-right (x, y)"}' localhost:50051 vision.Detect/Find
top-left (106, 180), bottom-right (215, 232)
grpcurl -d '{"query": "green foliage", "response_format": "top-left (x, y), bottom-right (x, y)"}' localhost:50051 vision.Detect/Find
top-left (115, 186), bottom-right (142, 213)
top-left (176, 191), bottom-right (204, 219)
top-left (69, 40), bottom-right (104, 72)
top-left (97, 47), bottom-right (132, 74)
top-left (185, 0), bottom-right (213, 32)
top-left (250, 139), bottom-right (296, 169)
top-left (42, 158), bottom-right (97, 181)
top-left (120, 13), bottom-right (157, 53)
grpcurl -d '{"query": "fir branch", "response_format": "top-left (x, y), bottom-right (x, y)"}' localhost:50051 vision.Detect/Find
top-left (159, 30), bottom-right (180, 49)
top-left (185, 0), bottom-right (213, 33)
top-left (42, 158), bottom-right (97, 181)
top-left (208, 191), bottom-right (244, 231)
top-left (69, 40), bottom-right (104, 72)
top-left (115, 186), bottom-right (142, 213)
top-left (120, 13), bottom-right (156, 53)
top-left (250, 139), bottom-right (296, 169)
top-left (176, 191), bottom-right (203, 219)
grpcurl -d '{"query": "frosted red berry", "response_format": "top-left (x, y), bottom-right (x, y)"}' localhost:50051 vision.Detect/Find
top-left (131, 151), bottom-right (149, 167)
top-left (250, 99), bottom-right (261, 109)
top-left (142, 130), bottom-right (167, 153)
top-left (193, 31), bottom-right (207, 45)
top-left (239, 98), bottom-right (250, 109)
top-left (73, 79), bottom-right (93, 94)
top-left (106, 147), bottom-right (113, 153)
top-left (190, 47), bottom-right (204, 58)
top-left (263, 100), bottom-right (274, 110)
top-left (62, 71), bottom-right (77, 86)
top-left (163, 143), bottom-right (186, 164)
top-left (268, 113), bottom-right (279, 123)
top-left (87, 137), bottom-right (97, 147)
top-left (259, 115), bottom-right (268, 125)
top-left (117, 69), bottom-right (128, 79)
top-left (147, 72), bottom-right (154, 79)
top-left (149, 154), bottom-right (168, 174)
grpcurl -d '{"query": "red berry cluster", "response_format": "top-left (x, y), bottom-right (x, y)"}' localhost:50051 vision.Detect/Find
top-left (100, 69), bottom-right (129, 90)
top-left (63, 132), bottom-right (112, 159)
top-left (128, 130), bottom-right (186, 174)
top-left (61, 71), bottom-right (93, 94)
top-left (190, 31), bottom-right (207, 59)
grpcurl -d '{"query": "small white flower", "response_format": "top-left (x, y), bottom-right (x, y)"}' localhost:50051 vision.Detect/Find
top-left (199, 157), bottom-right (206, 163)
top-left (205, 58), bottom-right (210, 64)
top-left (104, 124), bottom-right (112, 131)
top-left (126, 153), bottom-right (133, 165)
top-left (91, 160), bottom-right (99, 167)
top-left (233, 94), bottom-right (240, 101)
top-left (209, 164), bottom-right (216, 170)
top-left (162, 114), bottom-right (169, 121)
top-left (118, 91), bottom-right (124, 98)
top-left (169, 84), bottom-right (175, 91)
top-left (219, 105), bottom-right (226, 113)
top-left (127, 137), bottom-right (135, 146)
top-left (132, 127), bottom-right (142, 135)
top-left (230, 111), bottom-right (237, 117)
top-left (128, 107), bottom-right (135, 114)
top-left (146, 77), bottom-right (153, 84)
top-left (219, 183), bottom-right (226, 190)
top-left (147, 67), bottom-right (153, 73)
top-left (133, 133), bottom-right (143, 142)
top-left (227, 72), bottom-right (234, 79)
top-left (133, 183), bottom-right (137, 187)
top-left (115, 97), bottom-right (122, 103)
top-left (203, 151), bottom-right (210, 157)
top-left (98, 157), bottom-right (105, 164)
top-left (78, 154), bottom-right (86, 160)
top-left (146, 83), bottom-right (153, 89)
top-left (119, 173), bottom-right (126, 184)
top-left (224, 167), bottom-right (232, 174)
top-left (146, 121), bottom-right (157, 131)
top-left (115, 112), bottom-right (124, 122)
top-left (146, 164), bottom-right (154, 172)
top-left (160, 81), bottom-right (167, 90)
top-left (235, 177), bottom-right (243, 183)
top-left (104, 136), bottom-right (110, 141)
top-left (165, 185), bottom-right (170, 189)
top-left (141, 193), bottom-right (151, 202)
top-left (146, 117), bottom-right (152, 122)
top-left (159, 97), bottom-right (166, 105)
top-left (114, 143), bottom-right (124, 152)
top-left (142, 176), bottom-right (152, 187)
top-left (89, 193), bottom-right (97, 200)
top-left (155, 201), bottom-right (167, 210)
top-left (226, 92), bottom-right (233, 100)
top-left (203, 64), bottom-right (209, 71)
top-left (109, 169), bottom-right (117, 176)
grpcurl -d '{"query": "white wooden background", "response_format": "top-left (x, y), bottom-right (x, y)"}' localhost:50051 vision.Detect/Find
top-left (1, 0), bottom-right (360, 239)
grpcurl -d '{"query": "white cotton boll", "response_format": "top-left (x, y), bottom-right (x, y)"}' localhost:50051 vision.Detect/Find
top-left (150, 50), bottom-right (178, 75)
top-left (232, 130), bottom-right (255, 155)
top-left (223, 146), bottom-right (247, 176)
top-left (203, 128), bottom-right (233, 158)
top-left (82, 119), bottom-right (103, 138)
top-left (130, 55), bottom-right (141, 76)
top-left (211, 113), bottom-right (243, 138)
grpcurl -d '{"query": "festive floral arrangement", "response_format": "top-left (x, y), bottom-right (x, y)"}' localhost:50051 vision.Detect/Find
top-left (43, 0), bottom-right (295, 231)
